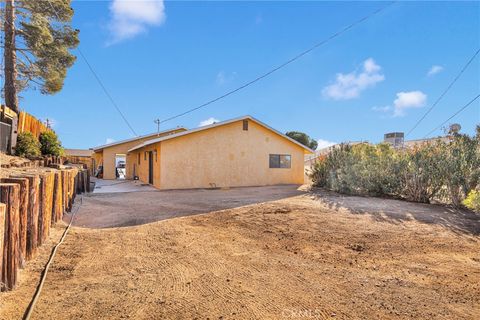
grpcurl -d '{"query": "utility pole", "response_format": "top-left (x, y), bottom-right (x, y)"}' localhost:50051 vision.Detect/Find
top-left (154, 118), bottom-right (160, 135)
top-left (45, 118), bottom-right (51, 129)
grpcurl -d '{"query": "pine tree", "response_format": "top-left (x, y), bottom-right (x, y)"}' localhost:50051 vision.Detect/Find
top-left (2, 0), bottom-right (79, 113)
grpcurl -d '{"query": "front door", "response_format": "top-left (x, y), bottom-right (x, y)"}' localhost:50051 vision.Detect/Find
top-left (148, 151), bottom-right (154, 184)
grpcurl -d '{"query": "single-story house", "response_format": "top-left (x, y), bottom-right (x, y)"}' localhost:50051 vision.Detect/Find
top-left (92, 127), bottom-right (187, 180)
top-left (127, 115), bottom-right (314, 190)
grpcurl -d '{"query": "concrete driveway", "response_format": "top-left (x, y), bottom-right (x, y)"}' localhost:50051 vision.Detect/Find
top-left (68, 184), bottom-right (305, 228)
top-left (92, 178), bottom-right (157, 193)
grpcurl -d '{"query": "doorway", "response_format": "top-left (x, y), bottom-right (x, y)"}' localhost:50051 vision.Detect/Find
top-left (115, 154), bottom-right (126, 179)
top-left (148, 151), bottom-right (154, 184)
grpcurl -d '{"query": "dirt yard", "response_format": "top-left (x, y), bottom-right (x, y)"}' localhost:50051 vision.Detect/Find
top-left (1, 187), bottom-right (479, 319)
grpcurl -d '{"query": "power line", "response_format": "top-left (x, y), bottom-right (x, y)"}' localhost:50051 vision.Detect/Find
top-left (75, 48), bottom-right (138, 136)
top-left (406, 48), bottom-right (480, 137)
top-left (424, 93), bottom-right (480, 138)
top-left (159, 1), bottom-right (396, 124)
top-left (45, 0), bottom-right (138, 136)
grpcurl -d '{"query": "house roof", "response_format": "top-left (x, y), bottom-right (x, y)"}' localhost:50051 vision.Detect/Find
top-left (92, 127), bottom-right (187, 152)
top-left (64, 149), bottom-right (94, 157)
top-left (128, 115), bottom-right (315, 153)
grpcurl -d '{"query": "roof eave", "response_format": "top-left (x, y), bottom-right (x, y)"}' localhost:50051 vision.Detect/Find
top-left (92, 127), bottom-right (187, 151)
top-left (128, 115), bottom-right (315, 154)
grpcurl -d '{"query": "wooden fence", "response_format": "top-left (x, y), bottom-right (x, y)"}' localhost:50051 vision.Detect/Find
top-left (0, 162), bottom-right (90, 291)
top-left (18, 111), bottom-right (51, 139)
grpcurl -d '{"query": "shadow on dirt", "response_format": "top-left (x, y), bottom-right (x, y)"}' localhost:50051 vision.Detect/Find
top-left (68, 185), bottom-right (306, 229)
top-left (309, 188), bottom-right (480, 236)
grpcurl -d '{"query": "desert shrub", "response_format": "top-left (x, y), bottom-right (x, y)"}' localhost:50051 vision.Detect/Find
top-left (399, 142), bottom-right (446, 203)
top-left (311, 155), bottom-right (328, 187)
top-left (463, 190), bottom-right (480, 212)
top-left (39, 131), bottom-right (64, 156)
top-left (15, 132), bottom-right (41, 158)
top-left (309, 127), bottom-right (479, 206)
top-left (312, 143), bottom-right (403, 196)
top-left (440, 132), bottom-right (480, 206)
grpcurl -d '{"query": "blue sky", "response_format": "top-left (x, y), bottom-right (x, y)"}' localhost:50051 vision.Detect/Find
top-left (19, 1), bottom-right (480, 149)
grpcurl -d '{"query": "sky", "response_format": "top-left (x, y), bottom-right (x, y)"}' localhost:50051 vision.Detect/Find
top-left (15, 1), bottom-right (480, 149)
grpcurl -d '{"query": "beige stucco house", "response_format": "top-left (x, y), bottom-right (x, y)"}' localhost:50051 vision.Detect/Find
top-left (92, 127), bottom-right (187, 180)
top-left (126, 115), bottom-right (314, 190)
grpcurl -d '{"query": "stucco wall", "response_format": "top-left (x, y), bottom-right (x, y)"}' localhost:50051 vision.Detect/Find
top-left (150, 119), bottom-right (307, 189)
top-left (92, 151), bottom-right (103, 173)
top-left (99, 129), bottom-right (184, 180)
top-left (132, 144), bottom-right (162, 188)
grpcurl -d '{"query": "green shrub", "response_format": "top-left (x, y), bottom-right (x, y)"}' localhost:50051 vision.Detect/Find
top-left (463, 190), bottom-right (480, 212)
top-left (440, 132), bottom-right (480, 206)
top-left (39, 131), bottom-right (64, 156)
top-left (399, 142), bottom-right (446, 203)
top-left (309, 127), bottom-right (480, 207)
top-left (15, 132), bottom-right (41, 158)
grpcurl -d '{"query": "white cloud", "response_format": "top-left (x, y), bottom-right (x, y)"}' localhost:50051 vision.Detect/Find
top-left (322, 58), bottom-right (385, 100)
top-left (199, 117), bottom-right (220, 127)
top-left (427, 65), bottom-right (444, 76)
top-left (393, 91), bottom-right (427, 117)
top-left (106, 138), bottom-right (116, 144)
top-left (371, 105), bottom-right (391, 112)
top-left (316, 139), bottom-right (336, 150)
top-left (216, 71), bottom-right (237, 86)
top-left (108, 0), bottom-right (166, 44)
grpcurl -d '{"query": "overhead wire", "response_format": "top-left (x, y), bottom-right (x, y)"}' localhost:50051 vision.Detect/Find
top-left (158, 1), bottom-right (397, 125)
top-left (45, 0), bottom-right (138, 136)
top-left (405, 48), bottom-right (480, 137)
top-left (423, 93), bottom-right (480, 138)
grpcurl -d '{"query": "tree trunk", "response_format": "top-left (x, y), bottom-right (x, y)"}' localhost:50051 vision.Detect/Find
top-left (4, 0), bottom-right (18, 114)
top-left (4, 0), bottom-right (18, 155)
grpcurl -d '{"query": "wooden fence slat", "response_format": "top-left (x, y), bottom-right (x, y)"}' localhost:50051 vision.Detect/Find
top-left (17, 111), bottom-right (51, 139)
top-left (0, 183), bottom-right (20, 291)
top-left (0, 203), bottom-right (5, 289)
top-left (52, 171), bottom-right (63, 224)
top-left (61, 170), bottom-right (68, 214)
top-left (10, 174), bottom-right (39, 260)
top-left (1, 178), bottom-right (29, 268)
top-left (37, 172), bottom-right (54, 245)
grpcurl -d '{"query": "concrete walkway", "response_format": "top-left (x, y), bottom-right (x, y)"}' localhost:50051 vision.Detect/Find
top-left (92, 178), bottom-right (156, 193)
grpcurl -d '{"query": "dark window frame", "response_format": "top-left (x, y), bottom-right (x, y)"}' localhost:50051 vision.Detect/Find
top-left (243, 119), bottom-right (249, 131)
top-left (138, 153), bottom-right (141, 165)
top-left (269, 154), bottom-right (291, 169)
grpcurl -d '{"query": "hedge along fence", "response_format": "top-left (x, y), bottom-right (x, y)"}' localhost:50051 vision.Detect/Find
top-left (0, 164), bottom-right (90, 292)
top-left (18, 111), bottom-right (52, 139)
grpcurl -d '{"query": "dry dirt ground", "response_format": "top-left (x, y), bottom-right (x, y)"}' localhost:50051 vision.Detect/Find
top-left (1, 187), bottom-right (479, 320)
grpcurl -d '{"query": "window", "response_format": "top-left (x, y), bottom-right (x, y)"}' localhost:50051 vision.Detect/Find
top-left (137, 153), bottom-right (140, 165)
top-left (243, 119), bottom-right (248, 131)
top-left (269, 154), bottom-right (291, 168)
top-left (144, 151), bottom-right (147, 161)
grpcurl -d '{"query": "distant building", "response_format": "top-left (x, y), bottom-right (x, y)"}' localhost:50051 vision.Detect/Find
top-left (384, 132), bottom-right (404, 148)
top-left (402, 136), bottom-right (450, 148)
